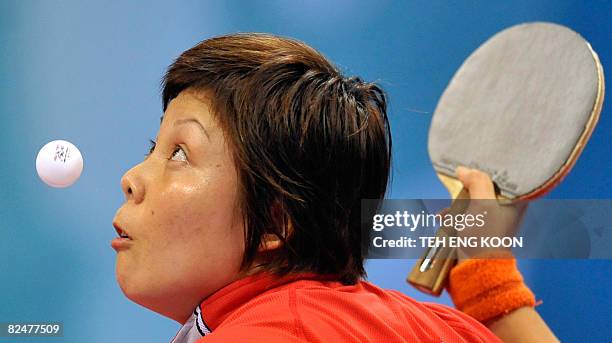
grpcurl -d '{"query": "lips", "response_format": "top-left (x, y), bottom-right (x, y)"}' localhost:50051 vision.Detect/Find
top-left (112, 222), bottom-right (133, 251)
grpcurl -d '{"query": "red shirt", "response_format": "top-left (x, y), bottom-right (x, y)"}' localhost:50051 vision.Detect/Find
top-left (171, 273), bottom-right (501, 343)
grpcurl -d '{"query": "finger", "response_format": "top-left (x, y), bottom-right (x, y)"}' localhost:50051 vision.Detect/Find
top-left (455, 166), bottom-right (496, 199)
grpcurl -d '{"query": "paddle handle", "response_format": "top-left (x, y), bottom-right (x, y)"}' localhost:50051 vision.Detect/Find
top-left (406, 188), bottom-right (470, 296)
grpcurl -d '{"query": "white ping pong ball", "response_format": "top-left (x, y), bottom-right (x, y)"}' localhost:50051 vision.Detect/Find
top-left (36, 140), bottom-right (84, 188)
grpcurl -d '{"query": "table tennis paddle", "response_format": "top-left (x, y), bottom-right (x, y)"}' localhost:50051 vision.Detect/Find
top-left (407, 22), bottom-right (605, 296)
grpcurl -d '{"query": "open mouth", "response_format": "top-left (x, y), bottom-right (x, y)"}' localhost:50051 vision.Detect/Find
top-left (111, 221), bottom-right (133, 251)
top-left (113, 222), bottom-right (132, 240)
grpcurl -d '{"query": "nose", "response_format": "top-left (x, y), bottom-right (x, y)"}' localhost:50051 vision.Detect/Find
top-left (121, 164), bottom-right (145, 204)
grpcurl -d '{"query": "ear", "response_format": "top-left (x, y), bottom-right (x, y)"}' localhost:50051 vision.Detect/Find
top-left (257, 200), bottom-right (292, 253)
top-left (257, 233), bottom-right (283, 253)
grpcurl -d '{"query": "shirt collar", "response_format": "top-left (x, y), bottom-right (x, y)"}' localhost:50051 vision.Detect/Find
top-left (170, 305), bottom-right (210, 343)
top-left (171, 272), bottom-right (337, 342)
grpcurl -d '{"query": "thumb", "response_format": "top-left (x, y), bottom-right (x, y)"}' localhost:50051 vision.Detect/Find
top-left (455, 166), bottom-right (496, 200)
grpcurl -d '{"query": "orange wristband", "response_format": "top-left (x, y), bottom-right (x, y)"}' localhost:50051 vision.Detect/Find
top-left (447, 252), bottom-right (536, 323)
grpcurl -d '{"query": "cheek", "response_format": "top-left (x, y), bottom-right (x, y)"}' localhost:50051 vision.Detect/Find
top-left (158, 177), bottom-right (240, 241)
top-left (148, 176), bottom-right (245, 276)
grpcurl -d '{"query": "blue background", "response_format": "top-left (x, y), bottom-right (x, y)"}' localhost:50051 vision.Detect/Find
top-left (1, 1), bottom-right (610, 341)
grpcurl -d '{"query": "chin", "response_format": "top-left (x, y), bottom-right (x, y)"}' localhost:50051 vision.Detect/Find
top-left (115, 264), bottom-right (176, 316)
top-left (115, 259), bottom-right (147, 303)
top-left (117, 273), bottom-right (157, 312)
top-left (116, 264), bottom-right (136, 299)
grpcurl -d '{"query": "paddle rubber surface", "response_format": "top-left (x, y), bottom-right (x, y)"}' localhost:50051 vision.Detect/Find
top-left (428, 22), bottom-right (602, 199)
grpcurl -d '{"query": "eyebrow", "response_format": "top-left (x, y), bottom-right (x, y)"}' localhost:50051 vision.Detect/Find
top-left (173, 118), bottom-right (211, 141)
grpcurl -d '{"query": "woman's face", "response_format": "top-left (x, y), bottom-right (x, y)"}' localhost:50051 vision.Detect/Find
top-left (112, 89), bottom-right (245, 323)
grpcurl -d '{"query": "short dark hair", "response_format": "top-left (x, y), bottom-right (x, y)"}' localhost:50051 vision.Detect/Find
top-left (162, 33), bottom-right (391, 284)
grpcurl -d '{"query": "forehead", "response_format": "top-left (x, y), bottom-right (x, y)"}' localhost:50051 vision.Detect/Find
top-left (162, 88), bottom-right (215, 125)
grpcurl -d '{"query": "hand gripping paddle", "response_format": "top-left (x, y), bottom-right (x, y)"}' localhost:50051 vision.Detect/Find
top-left (407, 22), bottom-right (605, 296)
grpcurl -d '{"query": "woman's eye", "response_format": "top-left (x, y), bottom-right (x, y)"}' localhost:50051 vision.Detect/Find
top-left (170, 146), bottom-right (187, 162)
